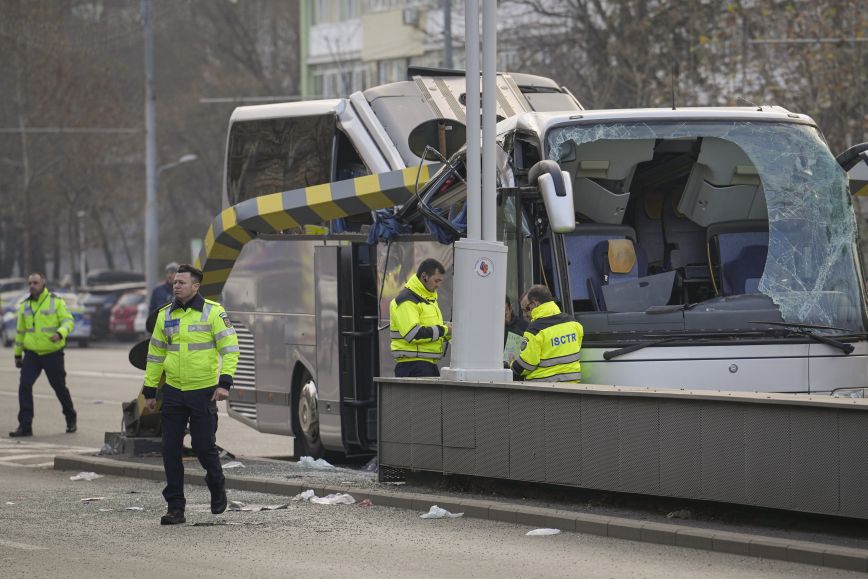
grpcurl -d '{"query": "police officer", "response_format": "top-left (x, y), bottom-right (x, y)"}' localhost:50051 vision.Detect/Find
top-left (389, 258), bottom-right (452, 377)
top-left (142, 264), bottom-right (240, 525)
top-left (10, 273), bottom-right (77, 437)
top-left (511, 285), bottom-right (584, 383)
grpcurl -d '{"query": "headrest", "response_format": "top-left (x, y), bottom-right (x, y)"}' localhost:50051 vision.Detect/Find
top-left (607, 239), bottom-right (637, 274)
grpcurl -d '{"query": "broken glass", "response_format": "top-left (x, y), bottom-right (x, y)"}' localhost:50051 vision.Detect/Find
top-left (547, 121), bottom-right (864, 332)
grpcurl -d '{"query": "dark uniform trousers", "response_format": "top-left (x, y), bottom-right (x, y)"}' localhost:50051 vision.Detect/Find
top-left (394, 360), bottom-right (440, 378)
top-left (161, 384), bottom-right (224, 511)
top-left (18, 349), bottom-right (76, 428)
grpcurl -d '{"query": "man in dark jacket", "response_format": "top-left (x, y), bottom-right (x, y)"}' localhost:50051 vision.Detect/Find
top-left (149, 262), bottom-right (179, 313)
top-left (504, 295), bottom-right (528, 344)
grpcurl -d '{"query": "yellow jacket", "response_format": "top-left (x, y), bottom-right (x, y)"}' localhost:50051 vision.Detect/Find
top-left (143, 293), bottom-right (239, 394)
top-left (511, 301), bottom-right (583, 383)
top-left (15, 288), bottom-right (74, 356)
top-left (389, 274), bottom-right (449, 364)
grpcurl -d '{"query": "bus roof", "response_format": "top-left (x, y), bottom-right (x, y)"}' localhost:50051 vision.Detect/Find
top-left (229, 99), bottom-right (345, 123)
top-left (499, 106), bottom-right (819, 138)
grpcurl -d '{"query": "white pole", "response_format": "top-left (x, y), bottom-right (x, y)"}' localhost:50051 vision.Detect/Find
top-left (143, 0), bottom-right (158, 295)
top-left (481, 0), bottom-right (496, 242)
top-left (440, 0), bottom-right (511, 383)
top-left (464, 0), bottom-right (480, 241)
top-left (77, 210), bottom-right (87, 287)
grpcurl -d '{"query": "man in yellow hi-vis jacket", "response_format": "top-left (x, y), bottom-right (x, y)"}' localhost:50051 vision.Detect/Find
top-left (142, 264), bottom-right (239, 525)
top-left (10, 273), bottom-right (77, 437)
top-left (511, 285), bottom-right (584, 383)
top-left (389, 258), bottom-right (451, 377)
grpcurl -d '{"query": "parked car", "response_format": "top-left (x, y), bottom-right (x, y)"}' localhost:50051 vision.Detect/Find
top-left (133, 301), bottom-right (148, 337)
top-left (82, 282), bottom-right (145, 340)
top-left (0, 290), bottom-right (26, 347)
top-left (57, 291), bottom-right (92, 347)
top-left (85, 270), bottom-right (144, 286)
top-left (1, 290), bottom-right (91, 348)
top-left (0, 277), bottom-right (26, 293)
top-left (109, 289), bottom-right (147, 340)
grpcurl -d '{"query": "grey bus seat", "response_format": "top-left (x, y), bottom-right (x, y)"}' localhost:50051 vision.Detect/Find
top-left (677, 137), bottom-right (767, 227)
top-left (558, 139), bottom-right (654, 225)
top-left (706, 220), bottom-right (769, 296)
top-left (562, 224), bottom-right (638, 307)
top-left (663, 190), bottom-right (707, 273)
top-left (633, 191), bottom-right (666, 268)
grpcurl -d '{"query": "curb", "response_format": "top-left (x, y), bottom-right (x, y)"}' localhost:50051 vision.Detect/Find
top-left (55, 454), bottom-right (868, 573)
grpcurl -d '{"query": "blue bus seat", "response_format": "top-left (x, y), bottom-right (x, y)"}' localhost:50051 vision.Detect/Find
top-left (706, 220), bottom-right (769, 296)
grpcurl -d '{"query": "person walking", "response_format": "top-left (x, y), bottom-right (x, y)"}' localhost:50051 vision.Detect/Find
top-left (389, 258), bottom-right (451, 377)
top-left (511, 285), bottom-right (584, 383)
top-left (149, 261), bottom-right (179, 313)
top-left (142, 264), bottom-right (240, 525)
top-left (10, 273), bottom-right (77, 437)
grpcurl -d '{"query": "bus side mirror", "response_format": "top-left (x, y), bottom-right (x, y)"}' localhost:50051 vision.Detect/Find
top-left (529, 160), bottom-right (575, 233)
top-left (836, 143), bottom-right (868, 197)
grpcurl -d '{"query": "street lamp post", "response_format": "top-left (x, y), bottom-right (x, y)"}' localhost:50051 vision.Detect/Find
top-left (145, 153), bottom-right (198, 293)
top-left (77, 210), bottom-right (87, 287)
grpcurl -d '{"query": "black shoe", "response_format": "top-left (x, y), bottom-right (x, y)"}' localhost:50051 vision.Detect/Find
top-left (9, 427), bottom-right (32, 438)
top-left (211, 488), bottom-right (227, 514)
top-left (65, 419), bottom-right (77, 433)
top-left (160, 510), bottom-right (186, 525)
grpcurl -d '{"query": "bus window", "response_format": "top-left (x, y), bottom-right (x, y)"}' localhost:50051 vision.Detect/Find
top-left (226, 115), bottom-right (336, 205)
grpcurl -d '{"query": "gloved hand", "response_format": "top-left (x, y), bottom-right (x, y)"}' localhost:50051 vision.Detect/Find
top-left (14, 356), bottom-right (23, 369)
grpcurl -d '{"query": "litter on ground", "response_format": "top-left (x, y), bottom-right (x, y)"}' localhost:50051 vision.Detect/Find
top-left (420, 505), bottom-right (463, 519)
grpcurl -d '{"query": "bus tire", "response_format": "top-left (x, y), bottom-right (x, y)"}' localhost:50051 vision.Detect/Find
top-left (293, 369), bottom-right (324, 459)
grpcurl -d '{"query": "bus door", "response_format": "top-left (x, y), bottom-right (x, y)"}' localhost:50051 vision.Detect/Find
top-left (314, 244), bottom-right (379, 455)
top-left (338, 243), bottom-right (379, 452)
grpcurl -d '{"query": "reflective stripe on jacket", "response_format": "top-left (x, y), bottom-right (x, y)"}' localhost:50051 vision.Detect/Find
top-left (144, 294), bottom-right (240, 391)
top-left (389, 274), bottom-right (449, 364)
top-left (15, 288), bottom-right (74, 356)
top-left (511, 301), bottom-right (583, 383)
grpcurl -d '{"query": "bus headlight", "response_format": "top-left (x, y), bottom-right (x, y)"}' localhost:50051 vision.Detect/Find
top-left (831, 387), bottom-right (868, 399)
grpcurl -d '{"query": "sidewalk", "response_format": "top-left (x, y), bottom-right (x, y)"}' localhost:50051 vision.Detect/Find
top-left (54, 453), bottom-right (868, 573)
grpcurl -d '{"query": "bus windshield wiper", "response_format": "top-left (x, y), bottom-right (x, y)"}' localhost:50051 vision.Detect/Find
top-left (748, 321), bottom-right (858, 355)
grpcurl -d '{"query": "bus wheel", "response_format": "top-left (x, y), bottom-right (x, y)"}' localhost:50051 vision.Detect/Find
top-left (295, 371), bottom-right (324, 458)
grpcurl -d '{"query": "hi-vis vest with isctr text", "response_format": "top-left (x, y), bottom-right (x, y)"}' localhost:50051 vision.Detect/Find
top-left (512, 301), bottom-right (583, 383)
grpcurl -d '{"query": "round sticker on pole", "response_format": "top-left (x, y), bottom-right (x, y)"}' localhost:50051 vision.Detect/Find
top-left (475, 257), bottom-right (493, 277)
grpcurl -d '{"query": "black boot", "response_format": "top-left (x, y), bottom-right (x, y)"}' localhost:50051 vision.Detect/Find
top-left (9, 426), bottom-right (32, 438)
top-left (65, 416), bottom-right (77, 433)
top-left (160, 510), bottom-right (186, 525)
top-left (211, 487), bottom-right (228, 515)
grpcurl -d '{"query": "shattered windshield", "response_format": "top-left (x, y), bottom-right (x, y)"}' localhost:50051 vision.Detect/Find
top-left (547, 121), bottom-right (865, 332)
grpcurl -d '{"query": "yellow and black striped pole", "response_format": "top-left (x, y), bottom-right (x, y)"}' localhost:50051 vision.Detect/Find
top-left (194, 164), bottom-right (441, 299)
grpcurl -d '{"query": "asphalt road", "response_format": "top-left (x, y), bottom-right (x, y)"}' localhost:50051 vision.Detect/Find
top-left (0, 345), bottom-right (860, 577)
top-left (0, 342), bottom-right (292, 461)
top-left (2, 466), bottom-right (859, 579)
